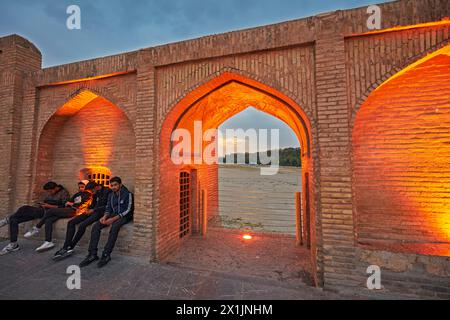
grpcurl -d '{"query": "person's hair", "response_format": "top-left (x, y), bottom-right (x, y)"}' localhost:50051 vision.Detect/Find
top-left (110, 176), bottom-right (122, 185)
top-left (43, 181), bottom-right (58, 190)
top-left (78, 181), bottom-right (86, 186)
top-left (85, 181), bottom-right (97, 190)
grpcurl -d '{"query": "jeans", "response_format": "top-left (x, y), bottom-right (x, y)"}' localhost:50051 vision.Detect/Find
top-left (88, 214), bottom-right (132, 256)
top-left (8, 206), bottom-right (45, 242)
top-left (36, 207), bottom-right (77, 242)
top-left (63, 209), bottom-right (103, 249)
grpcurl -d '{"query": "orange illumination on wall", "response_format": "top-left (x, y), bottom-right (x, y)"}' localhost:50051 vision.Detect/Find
top-left (39, 89), bottom-right (134, 198)
top-left (42, 71), bottom-right (133, 87)
top-left (376, 45), bottom-right (450, 92)
top-left (353, 44), bottom-right (450, 256)
top-left (54, 90), bottom-right (98, 117)
top-left (350, 18), bottom-right (450, 37)
top-left (79, 98), bottom-right (120, 167)
top-left (51, 91), bottom-right (122, 167)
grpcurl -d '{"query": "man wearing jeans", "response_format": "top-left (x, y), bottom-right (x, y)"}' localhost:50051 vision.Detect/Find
top-left (28, 181), bottom-right (92, 252)
top-left (53, 181), bottom-right (111, 260)
top-left (0, 181), bottom-right (70, 255)
top-left (79, 176), bottom-right (133, 268)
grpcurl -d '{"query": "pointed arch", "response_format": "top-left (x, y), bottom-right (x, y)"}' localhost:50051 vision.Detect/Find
top-left (34, 89), bottom-right (136, 196)
top-left (156, 71), bottom-right (318, 284)
top-left (352, 44), bottom-right (450, 256)
top-left (162, 71), bottom-right (312, 158)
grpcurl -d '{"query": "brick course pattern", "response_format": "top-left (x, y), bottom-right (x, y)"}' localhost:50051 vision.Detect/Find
top-left (0, 0), bottom-right (449, 298)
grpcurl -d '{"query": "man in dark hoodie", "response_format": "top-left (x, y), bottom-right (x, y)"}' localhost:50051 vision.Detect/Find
top-left (79, 176), bottom-right (133, 268)
top-left (53, 181), bottom-right (112, 260)
top-left (0, 181), bottom-right (70, 255)
top-left (28, 181), bottom-right (93, 253)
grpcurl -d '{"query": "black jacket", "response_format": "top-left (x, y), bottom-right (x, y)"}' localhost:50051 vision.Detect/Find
top-left (89, 186), bottom-right (112, 212)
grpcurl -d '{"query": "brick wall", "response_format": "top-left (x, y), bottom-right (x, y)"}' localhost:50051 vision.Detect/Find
top-left (1, 0), bottom-right (450, 298)
top-left (39, 97), bottom-right (136, 195)
top-left (0, 35), bottom-right (41, 221)
top-left (353, 51), bottom-right (450, 246)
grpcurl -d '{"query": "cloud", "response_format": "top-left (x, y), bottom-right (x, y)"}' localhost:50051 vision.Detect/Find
top-left (0, 0), bottom-right (388, 66)
top-left (0, 0), bottom-right (387, 148)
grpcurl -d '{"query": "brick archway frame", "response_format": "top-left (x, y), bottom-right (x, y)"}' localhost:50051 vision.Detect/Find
top-left (156, 71), bottom-right (321, 284)
top-left (33, 88), bottom-right (136, 201)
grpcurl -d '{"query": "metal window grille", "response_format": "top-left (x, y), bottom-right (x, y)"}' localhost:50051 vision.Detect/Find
top-left (179, 171), bottom-right (191, 238)
top-left (85, 168), bottom-right (111, 186)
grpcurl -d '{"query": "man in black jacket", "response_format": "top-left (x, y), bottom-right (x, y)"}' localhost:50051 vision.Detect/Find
top-left (0, 181), bottom-right (70, 255)
top-left (79, 176), bottom-right (133, 268)
top-left (29, 181), bottom-right (92, 253)
top-left (53, 181), bottom-right (112, 260)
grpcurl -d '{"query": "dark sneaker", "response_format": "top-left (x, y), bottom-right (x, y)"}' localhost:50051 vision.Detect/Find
top-left (79, 254), bottom-right (99, 268)
top-left (97, 254), bottom-right (111, 268)
top-left (53, 248), bottom-right (67, 260)
top-left (53, 247), bottom-right (74, 261)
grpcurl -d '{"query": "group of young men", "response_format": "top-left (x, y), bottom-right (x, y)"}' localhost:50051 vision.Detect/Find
top-left (0, 177), bottom-right (133, 268)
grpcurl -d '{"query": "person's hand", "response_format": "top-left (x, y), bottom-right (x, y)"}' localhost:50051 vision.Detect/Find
top-left (65, 201), bottom-right (74, 207)
top-left (104, 218), bottom-right (115, 226)
top-left (105, 216), bottom-right (120, 226)
top-left (40, 203), bottom-right (53, 209)
top-left (100, 215), bottom-right (108, 224)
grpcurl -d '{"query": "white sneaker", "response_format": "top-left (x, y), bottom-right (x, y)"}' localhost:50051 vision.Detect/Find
top-left (0, 243), bottom-right (20, 256)
top-left (36, 241), bottom-right (55, 252)
top-left (0, 217), bottom-right (9, 228)
top-left (24, 226), bottom-right (39, 238)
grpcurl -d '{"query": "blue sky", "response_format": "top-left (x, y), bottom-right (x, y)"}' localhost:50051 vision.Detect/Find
top-left (0, 0), bottom-right (389, 148)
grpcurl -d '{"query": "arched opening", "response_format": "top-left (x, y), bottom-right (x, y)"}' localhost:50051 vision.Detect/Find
top-left (35, 89), bottom-right (136, 196)
top-left (158, 72), bottom-right (316, 285)
top-left (353, 45), bottom-right (450, 257)
top-left (214, 107), bottom-right (301, 235)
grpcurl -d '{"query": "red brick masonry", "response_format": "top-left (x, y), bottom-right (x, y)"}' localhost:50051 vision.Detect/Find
top-left (0, 0), bottom-right (449, 298)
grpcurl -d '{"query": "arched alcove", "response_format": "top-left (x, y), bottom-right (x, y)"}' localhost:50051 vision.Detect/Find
top-left (353, 45), bottom-right (450, 256)
top-left (35, 90), bottom-right (136, 195)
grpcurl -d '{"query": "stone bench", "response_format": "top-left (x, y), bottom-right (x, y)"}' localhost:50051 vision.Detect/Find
top-left (1, 217), bottom-right (134, 255)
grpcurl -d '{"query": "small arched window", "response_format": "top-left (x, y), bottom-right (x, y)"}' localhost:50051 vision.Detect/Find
top-left (80, 167), bottom-right (112, 186)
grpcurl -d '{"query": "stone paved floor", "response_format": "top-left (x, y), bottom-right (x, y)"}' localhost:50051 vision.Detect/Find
top-left (0, 239), bottom-right (352, 300)
top-left (166, 228), bottom-right (314, 286)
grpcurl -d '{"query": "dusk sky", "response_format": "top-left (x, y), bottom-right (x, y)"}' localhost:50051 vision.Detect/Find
top-left (1, 0), bottom-right (390, 149)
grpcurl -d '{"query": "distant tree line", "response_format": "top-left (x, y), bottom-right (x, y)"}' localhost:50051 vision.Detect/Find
top-left (219, 147), bottom-right (301, 167)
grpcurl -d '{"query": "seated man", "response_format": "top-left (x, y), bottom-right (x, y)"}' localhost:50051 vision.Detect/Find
top-left (0, 181), bottom-right (70, 255)
top-left (79, 176), bottom-right (133, 268)
top-left (53, 181), bottom-right (112, 260)
top-left (27, 181), bottom-right (92, 252)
